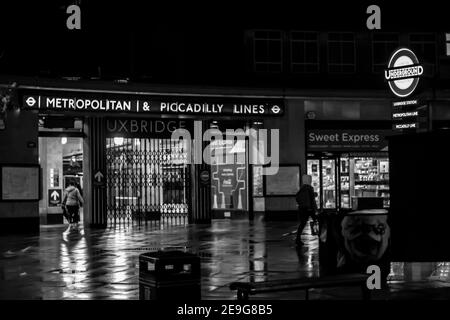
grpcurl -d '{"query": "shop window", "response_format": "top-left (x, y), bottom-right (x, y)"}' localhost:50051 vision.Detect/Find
top-left (210, 134), bottom-right (248, 213)
top-left (253, 166), bottom-right (264, 197)
top-left (372, 33), bottom-right (400, 73)
top-left (251, 30), bottom-right (283, 73)
top-left (327, 32), bottom-right (356, 73)
top-left (208, 121), bottom-right (257, 216)
top-left (290, 31), bottom-right (319, 73)
top-left (307, 154), bottom-right (390, 211)
top-left (350, 156), bottom-right (390, 209)
top-left (409, 33), bottom-right (437, 64)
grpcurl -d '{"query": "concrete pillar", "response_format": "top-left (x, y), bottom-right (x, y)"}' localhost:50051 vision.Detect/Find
top-left (190, 121), bottom-right (211, 224)
top-left (86, 117), bottom-right (107, 227)
top-left (262, 99), bottom-right (305, 220)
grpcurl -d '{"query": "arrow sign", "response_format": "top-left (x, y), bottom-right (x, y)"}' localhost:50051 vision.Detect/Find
top-left (48, 189), bottom-right (62, 206)
top-left (94, 171), bottom-right (104, 182)
top-left (94, 170), bottom-right (105, 187)
top-left (51, 191), bottom-right (60, 201)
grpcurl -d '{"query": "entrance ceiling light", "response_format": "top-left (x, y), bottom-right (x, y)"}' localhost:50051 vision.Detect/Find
top-left (114, 137), bottom-right (124, 145)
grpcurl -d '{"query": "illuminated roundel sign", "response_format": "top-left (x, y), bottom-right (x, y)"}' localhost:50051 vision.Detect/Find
top-left (385, 48), bottom-right (423, 98)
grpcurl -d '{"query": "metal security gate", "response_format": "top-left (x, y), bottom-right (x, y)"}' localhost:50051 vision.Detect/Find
top-left (106, 137), bottom-right (190, 226)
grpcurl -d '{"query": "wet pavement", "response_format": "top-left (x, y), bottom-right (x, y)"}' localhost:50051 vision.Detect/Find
top-left (1, 218), bottom-right (450, 300)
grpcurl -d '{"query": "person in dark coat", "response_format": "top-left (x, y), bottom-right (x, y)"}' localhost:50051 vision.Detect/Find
top-left (295, 174), bottom-right (318, 246)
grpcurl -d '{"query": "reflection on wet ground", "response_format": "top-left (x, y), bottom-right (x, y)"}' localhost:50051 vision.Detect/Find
top-left (1, 219), bottom-right (450, 300)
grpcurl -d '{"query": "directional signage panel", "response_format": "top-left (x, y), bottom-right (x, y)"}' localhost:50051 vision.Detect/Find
top-left (392, 100), bottom-right (430, 133)
top-left (21, 91), bottom-right (284, 116)
top-left (93, 170), bottom-right (105, 187)
top-left (48, 189), bottom-right (62, 207)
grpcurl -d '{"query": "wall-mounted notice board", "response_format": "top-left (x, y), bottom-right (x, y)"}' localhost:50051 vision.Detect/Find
top-left (1, 165), bottom-right (40, 201)
top-left (265, 165), bottom-right (301, 196)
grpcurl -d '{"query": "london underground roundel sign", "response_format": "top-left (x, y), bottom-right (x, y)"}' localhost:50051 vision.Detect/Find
top-left (385, 48), bottom-right (423, 98)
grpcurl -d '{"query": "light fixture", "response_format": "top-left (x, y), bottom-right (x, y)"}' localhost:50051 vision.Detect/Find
top-left (62, 76), bottom-right (81, 81)
top-left (61, 137), bottom-right (67, 145)
top-left (114, 78), bottom-right (129, 84)
top-left (306, 111), bottom-right (316, 120)
top-left (114, 137), bottom-right (124, 145)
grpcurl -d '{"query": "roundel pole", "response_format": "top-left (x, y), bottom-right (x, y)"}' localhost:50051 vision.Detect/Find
top-left (386, 48), bottom-right (434, 133)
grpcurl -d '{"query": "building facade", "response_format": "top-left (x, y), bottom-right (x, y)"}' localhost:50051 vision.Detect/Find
top-left (1, 3), bottom-right (450, 233)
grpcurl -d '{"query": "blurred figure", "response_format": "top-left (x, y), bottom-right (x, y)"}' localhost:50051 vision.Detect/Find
top-left (295, 174), bottom-right (318, 246)
top-left (62, 179), bottom-right (84, 230)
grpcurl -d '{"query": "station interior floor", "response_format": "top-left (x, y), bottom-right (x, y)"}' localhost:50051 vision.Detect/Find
top-left (1, 218), bottom-right (450, 300)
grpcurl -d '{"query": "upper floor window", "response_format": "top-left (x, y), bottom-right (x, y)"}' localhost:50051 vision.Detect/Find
top-left (327, 33), bottom-right (356, 73)
top-left (372, 33), bottom-right (399, 73)
top-left (252, 30), bottom-right (283, 73)
top-left (409, 33), bottom-right (437, 64)
top-left (290, 31), bottom-right (319, 73)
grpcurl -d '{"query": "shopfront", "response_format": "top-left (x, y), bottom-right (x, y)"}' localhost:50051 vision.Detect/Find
top-left (306, 122), bottom-right (392, 213)
top-left (18, 87), bottom-right (285, 227)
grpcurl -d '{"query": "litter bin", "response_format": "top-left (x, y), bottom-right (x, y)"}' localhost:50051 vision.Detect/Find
top-left (318, 211), bottom-right (340, 276)
top-left (139, 250), bottom-right (201, 300)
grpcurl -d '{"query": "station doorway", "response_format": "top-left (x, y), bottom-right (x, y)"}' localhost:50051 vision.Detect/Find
top-left (105, 137), bottom-right (190, 226)
top-left (38, 136), bottom-right (84, 224)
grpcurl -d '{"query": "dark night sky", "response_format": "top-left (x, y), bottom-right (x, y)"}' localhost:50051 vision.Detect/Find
top-left (1, 1), bottom-right (449, 83)
top-left (2, 1), bottom-right (449, 30)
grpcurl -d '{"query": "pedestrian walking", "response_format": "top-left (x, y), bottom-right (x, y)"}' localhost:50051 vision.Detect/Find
top-left (62, 179), bottom-right (84, 230)
top-left (295, 174), bottom-right (318, 246)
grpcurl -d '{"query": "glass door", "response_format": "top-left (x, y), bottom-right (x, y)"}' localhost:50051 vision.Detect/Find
top-left (307, 156), bottom-right (338, 211)
top-left (321, 159), bottom-right (337, 209)
top-left (339, 156), bottom-right (351, 209)
top-left (307, 159), bottom-right (321, 206)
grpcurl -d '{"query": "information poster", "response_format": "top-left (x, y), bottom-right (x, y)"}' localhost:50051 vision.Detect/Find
top-left (265, 166), bottom-right (300, 196)
top-left (210, 140), bottom-right (247, 211)
top-left (1, 166), bottom-right (40, 200)
top-left (253, 166), bottom-right (264, 197)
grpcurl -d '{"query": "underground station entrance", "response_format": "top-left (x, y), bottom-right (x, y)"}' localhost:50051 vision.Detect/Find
top-left (24, 89), bottom-right (285, 228)
top-left (93, 117), bottom-right (197, 227)
top-left (105, 135), bottom-right (190, 226)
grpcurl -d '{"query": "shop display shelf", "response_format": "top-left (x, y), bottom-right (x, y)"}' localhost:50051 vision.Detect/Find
top-left (354, 180), bottom-right (389, 185)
